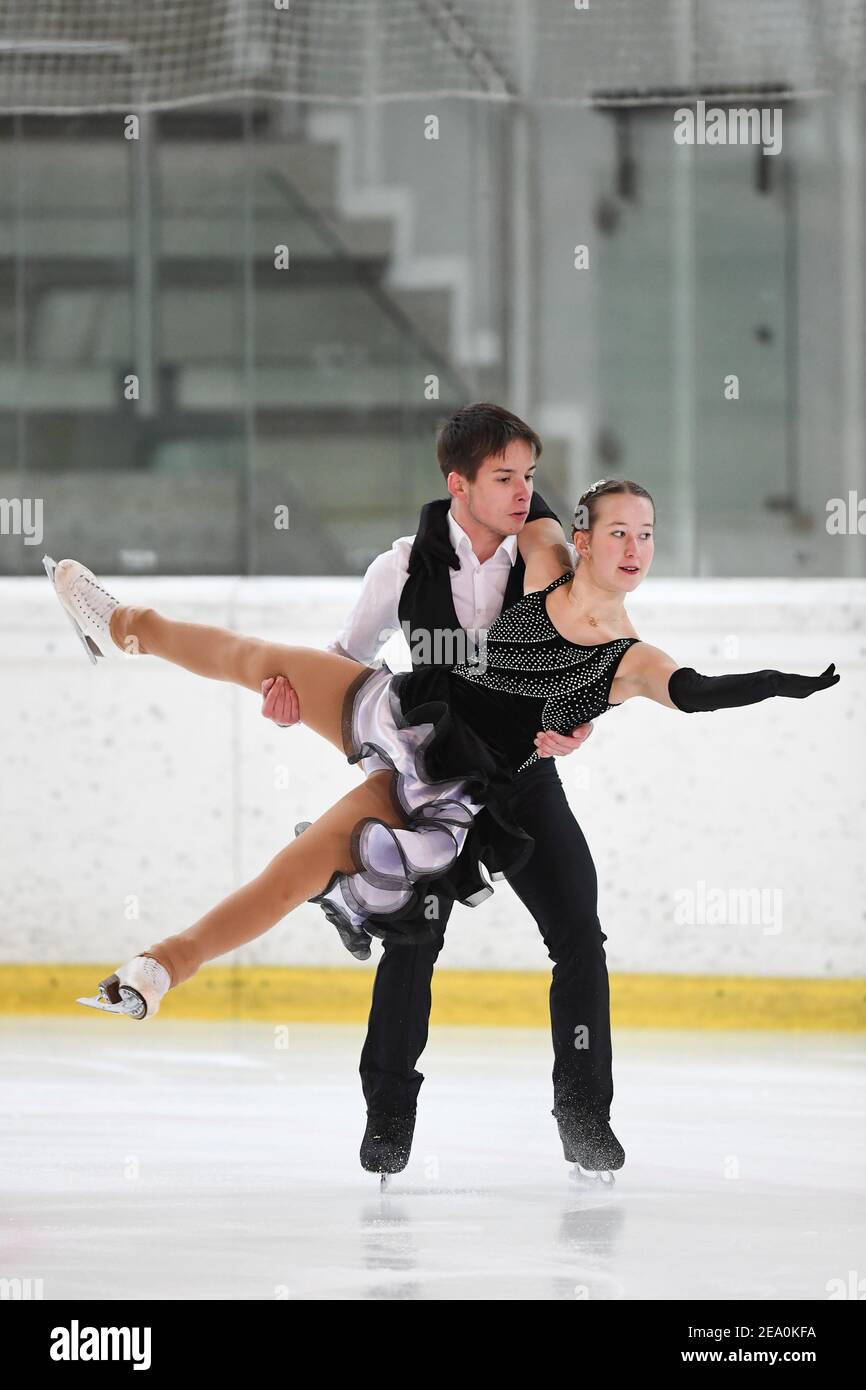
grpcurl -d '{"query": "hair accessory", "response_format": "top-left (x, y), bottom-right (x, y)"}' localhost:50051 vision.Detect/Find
top-left (573, 478), bottom-right (609, 519)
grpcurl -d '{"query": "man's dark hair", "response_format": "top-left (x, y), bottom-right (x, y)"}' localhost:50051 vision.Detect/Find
top-left (436, 402), bottom-right (543, 484)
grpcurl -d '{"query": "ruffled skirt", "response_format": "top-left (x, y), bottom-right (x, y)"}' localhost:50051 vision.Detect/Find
top-left (295, 664), bottom-right (535, 959)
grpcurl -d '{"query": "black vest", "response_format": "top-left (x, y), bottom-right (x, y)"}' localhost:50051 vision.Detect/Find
top-left (397, 491), bottom-right (559, 672)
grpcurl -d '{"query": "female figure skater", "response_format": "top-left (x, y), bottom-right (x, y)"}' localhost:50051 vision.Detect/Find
top-left (45, 479), bottom-right (838, 1035)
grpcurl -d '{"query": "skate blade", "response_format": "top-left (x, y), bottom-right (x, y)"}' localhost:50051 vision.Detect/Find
top-left (43, 554), bottom-right (104, 665)
top-left (76, 994), bottom-right (130, 1015)
top-left (569, 1164), bottom-right (616, 1186)
top-left (76, 988), bottom-right (146, 1019)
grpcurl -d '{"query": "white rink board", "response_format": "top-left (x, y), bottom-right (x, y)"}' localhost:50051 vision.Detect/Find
top-left (1, 575), bottom-right (864, 978)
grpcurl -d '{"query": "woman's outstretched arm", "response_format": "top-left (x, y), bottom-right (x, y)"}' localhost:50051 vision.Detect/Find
top-left (611, 642), bottom-right (840, 710)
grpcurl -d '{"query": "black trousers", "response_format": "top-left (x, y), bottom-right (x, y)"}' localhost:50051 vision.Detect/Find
top-left (359, 757), bottom-right (614, 1119)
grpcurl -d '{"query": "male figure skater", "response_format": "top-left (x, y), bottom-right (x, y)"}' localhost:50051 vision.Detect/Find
top-left (262, 403), bottom-right (622, 1176)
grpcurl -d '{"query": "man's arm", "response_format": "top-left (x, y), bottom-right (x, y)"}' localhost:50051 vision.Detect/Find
top-left (521, 500), bottom-right (589, 755)
top-left (325, 545), bottom-right (407, 664)
top-left (526, 488), bottom-right (560, 525)
top-left (517, 516), bottom-right (573, 593)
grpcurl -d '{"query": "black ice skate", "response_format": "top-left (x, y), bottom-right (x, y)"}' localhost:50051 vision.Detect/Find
top-left (552, 1106), bottom-right (625, 1186)
top-left (360, 1107), bottom-right (417, 1188)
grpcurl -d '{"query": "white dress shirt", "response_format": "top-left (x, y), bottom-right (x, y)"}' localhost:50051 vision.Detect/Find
top-left (327, 508), bottom-right (576, 668)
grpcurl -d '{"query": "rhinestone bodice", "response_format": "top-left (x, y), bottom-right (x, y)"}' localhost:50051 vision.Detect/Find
top-left (449, 570), bottom-right (641, 773)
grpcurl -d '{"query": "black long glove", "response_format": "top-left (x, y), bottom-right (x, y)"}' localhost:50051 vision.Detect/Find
top-left (668, 663), bottom-right (840, 712)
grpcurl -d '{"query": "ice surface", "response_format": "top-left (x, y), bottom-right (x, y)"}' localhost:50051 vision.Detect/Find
top-left (1, 1018), bottom-right (863, 1300)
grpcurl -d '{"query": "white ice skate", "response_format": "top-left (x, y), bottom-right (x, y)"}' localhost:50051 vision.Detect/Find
top-left (77, 956), bottom-right (171, 1020)
top-left (43, 555), bottom-right (122, 664)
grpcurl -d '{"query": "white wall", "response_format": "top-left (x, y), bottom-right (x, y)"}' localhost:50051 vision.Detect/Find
top-left (1, 575), bottom-right (863, 979)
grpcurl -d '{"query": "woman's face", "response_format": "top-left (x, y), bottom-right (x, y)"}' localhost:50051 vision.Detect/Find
top-left (573, 492), bottom-right (655, 592)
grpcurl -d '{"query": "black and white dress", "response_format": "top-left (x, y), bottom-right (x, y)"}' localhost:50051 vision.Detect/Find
top-left (297, 571), bottom-right (641, 957)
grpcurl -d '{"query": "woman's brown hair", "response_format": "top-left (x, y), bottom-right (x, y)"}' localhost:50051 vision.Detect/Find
top-left (572, 478), bottom-right (655, 533)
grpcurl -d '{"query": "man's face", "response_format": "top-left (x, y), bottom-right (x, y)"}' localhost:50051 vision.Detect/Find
top-left (449, 439), bottom-right (536, 538)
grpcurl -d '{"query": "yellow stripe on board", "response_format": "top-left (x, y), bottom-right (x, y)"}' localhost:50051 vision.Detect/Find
top-left (1, 965), bottom-right (864, 1030)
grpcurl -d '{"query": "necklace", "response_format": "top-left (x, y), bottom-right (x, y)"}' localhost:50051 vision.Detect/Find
top-left (558, 585), bottom-right (601, 628)
top-left (558, 576), bottom-right (610, 631)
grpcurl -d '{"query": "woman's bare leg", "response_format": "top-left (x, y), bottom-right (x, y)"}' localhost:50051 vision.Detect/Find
top-left (109, 603), bottom-right (366, 753)
top-left (138, 769), bottom-right (406, 989)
